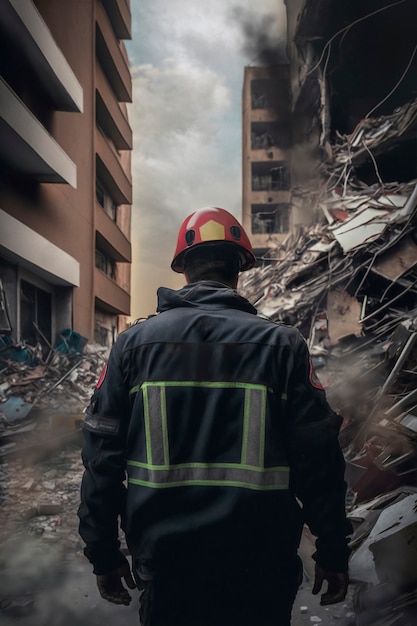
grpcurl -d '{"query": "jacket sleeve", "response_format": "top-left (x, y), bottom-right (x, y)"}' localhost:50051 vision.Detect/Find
top-left (77, 341), bottom-right (131, 575)
top-left (284, 331), bottom-right (352, 572)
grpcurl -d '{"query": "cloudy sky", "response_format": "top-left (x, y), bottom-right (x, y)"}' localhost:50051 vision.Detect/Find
top-left (125, 1), bottom-right (287, 318)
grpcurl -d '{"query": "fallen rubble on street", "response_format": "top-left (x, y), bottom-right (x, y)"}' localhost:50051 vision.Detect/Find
top-left (0, 331), bottom-right (109, 456)
top-left (240, 131), bottom-right (417, 623)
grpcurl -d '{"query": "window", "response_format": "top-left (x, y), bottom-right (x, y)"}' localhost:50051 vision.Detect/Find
top-left (251, 204), bottom-right (289, 235)
top-left (20, 279), bottom-right (52, 346)
top-left (250, 79), bottom-right (289, 113)
top-left (94, 322), bottom-right (115, 347)
top-left (96, 178), bottom-right (117, 222)
top-left (251, 122), bottom-right (292, 150)
top-left (252, 162), bottom-right (290, 191)
top-left (95, 248), bottom-right (116, 280)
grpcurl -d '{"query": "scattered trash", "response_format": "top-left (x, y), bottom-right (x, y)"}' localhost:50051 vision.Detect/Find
top-left (0, 331), bottom-right (108, 455)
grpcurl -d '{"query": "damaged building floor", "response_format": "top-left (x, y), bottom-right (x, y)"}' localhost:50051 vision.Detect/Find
top-left (0, 438), bottom-right (356, 626)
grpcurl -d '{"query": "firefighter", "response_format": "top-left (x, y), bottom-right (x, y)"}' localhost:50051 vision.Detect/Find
top-left (78, 207), bottom-right (351, 626)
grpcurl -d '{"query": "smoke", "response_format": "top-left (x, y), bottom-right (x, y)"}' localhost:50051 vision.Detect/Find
top-left (0, 536), bottom-right (139, 626)
top-left (230, 5), bottom-right (288, 66)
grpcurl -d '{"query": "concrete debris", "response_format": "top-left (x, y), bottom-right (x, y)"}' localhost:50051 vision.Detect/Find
top-left (240, 178), bottom-right (417, 483)
top-left (239, 95), bottom-right (417, 626)
top-left (0, 339), bottom-right (108, 454)
top-left (0, 444), bottom-right (84, 557)
top-left (333, 100), bottom-right (417, 168)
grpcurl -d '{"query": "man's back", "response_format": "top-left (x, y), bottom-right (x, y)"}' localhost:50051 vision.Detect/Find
top-left (111, 282), bottom-right (319, 567)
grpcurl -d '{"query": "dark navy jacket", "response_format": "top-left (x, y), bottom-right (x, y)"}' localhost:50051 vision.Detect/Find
top-left (78, 282), bottom-right (351, 576)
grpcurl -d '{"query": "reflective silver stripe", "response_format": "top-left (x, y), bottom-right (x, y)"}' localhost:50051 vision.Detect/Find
top-left (242, 387), bottom-right (266, 466)
top-left (127, 462), bottom-right (290, 491)
top-left (143, 385), bottom-right (169, 465)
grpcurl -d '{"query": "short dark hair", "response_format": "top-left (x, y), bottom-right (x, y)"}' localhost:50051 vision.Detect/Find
top-left (183, 243), bottom-right (240, 285)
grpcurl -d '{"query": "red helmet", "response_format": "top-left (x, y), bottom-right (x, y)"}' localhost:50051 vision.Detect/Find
top-left (171, 207), bottom-right (256, 273)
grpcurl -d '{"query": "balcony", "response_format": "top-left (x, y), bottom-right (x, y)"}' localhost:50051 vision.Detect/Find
top-left (96, 2), bottom-right (132, 103)
top-left (95, 128), bottom-right (132, 204)
top-left (101, 0), bottom-right (131, 40)
top-left (95, 205), bottom-right (131, 263)
top-left (0, 209), bottom-right (80, 286)
top-left (0, 78), bottom-right (77, 186)
top-left (0, 0), bottom-right (83, 112)
top-left (94, 267), bottom-right (130, 315)
top-left (96, 60), bottom-right (132, 150)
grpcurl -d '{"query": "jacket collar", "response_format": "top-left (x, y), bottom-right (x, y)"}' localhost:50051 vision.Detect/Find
top-left (157, 281), bottom-right (257, 315)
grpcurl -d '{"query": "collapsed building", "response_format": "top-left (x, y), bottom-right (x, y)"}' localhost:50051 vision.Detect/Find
top-left (240, 1), bottom-right (417, 624)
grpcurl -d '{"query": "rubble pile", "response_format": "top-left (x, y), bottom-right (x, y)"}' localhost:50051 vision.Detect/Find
top-left (240, 183), bottom-right (417, 468)
top-left (240, 109), bottom-right (417, 624)
top-left (332, 99), bottom-right (417, 169)
top-left (0, 337), bottom-right (109, 455)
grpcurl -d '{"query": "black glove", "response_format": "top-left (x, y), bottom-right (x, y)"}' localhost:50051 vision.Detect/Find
top-left (312, 563), bottom-right (349, 605)
top-left (96, 561), bottom-right (137, 605)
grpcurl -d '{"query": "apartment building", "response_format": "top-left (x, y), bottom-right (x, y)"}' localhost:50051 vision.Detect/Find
top-left (0, 0), bottom-right (132, 350)
top-left (242, 65), bottom-right (292, 259)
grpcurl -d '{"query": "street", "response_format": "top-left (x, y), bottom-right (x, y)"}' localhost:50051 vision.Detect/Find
top-left (0, 550), bottom-right (356, 626)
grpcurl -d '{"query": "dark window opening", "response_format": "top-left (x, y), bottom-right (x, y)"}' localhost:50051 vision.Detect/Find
top-left (354, 140), bottom-right (417, 186)
top-left (94, 322), bottom-right (116, 347)
top-left (96, 178), bottom-right (117, 222)
top-left (252, 162), bottom-right (290, 191)
top-left (20, 280), bottom-right (52, 348)
top-left (251, 79), bottom-right (289, 114)
top-left (251, 204), bottom-right (289, 234)
top-left (95, 248), bottom-right (116, 281)
top-left (251, 122), bottom-right (292, 150)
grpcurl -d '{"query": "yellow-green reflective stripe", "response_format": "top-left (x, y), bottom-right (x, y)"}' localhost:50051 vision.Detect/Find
top-left (129, 479), bottom-right (287, 491)
top-left (135, 381), bottom-right (271, 488)
top-left (126, 462), bottom-right (290, 491)
top-left (129, 380), bottom-right (267, 395)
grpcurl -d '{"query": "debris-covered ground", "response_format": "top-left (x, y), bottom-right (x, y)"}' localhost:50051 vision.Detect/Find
top-left (0, 443), bottom-right (143, 626)
top-left (0, 338), bottom-right (109, 455)
top-left (0, 339), bottom-right (119, 622)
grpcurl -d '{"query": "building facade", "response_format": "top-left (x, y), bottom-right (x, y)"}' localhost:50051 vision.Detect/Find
top-left (0, 0), bottom-right (132, 350)
top-left (242, 65), bottom-right (292, 260)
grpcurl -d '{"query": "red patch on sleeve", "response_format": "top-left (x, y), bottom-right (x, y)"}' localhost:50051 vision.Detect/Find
top-left (309, 359), bottom-right (324, 390)
top-left (96, 363), bottom-right (107, 389)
